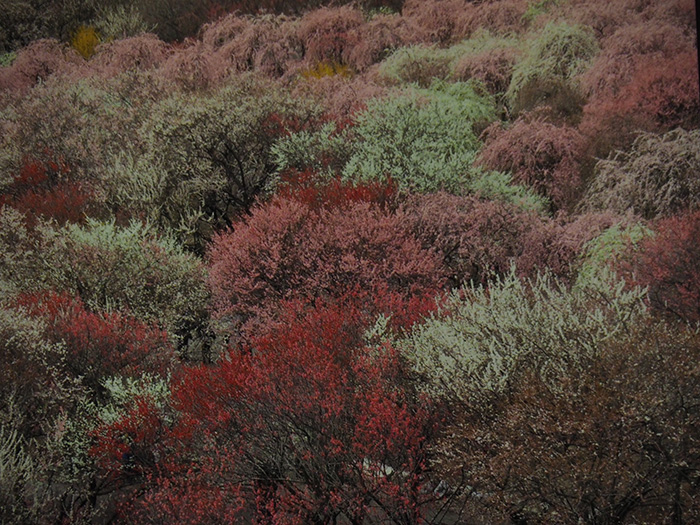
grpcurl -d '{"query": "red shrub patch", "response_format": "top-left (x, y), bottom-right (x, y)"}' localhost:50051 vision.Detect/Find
top-left (477, 115), bottom-right (586, 209)
top-left (581, 50), bottom-right (700, 156)
top-left (623, 211), bottom-right (700, 323)
top-left (17, 291), bottom-right (175, 391)
top-left (0, 155), bottom-right (93, 226)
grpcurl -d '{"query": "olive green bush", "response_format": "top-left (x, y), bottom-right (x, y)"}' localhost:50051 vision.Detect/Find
top-left (402, 267), bottom-right (647, 402)
top-left (37, 219), bottom-right (209, 344)
top-left (580, 128), bottom-right (700, 219)
top-left (506, 21), bottom-right (598, 117)
top-left (342, 81), bottom-right (496, 193)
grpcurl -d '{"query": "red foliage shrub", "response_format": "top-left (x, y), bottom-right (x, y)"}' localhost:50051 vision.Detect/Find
top-left (619, 50), bottom-right (700, 129)
top-left (199, 11), bottom-right (253, 50)
top-left (156, 40), bottom-right (223, 90)
top-left (624, 211), bottom-right (700, 323)
top-left (477, 115), bottom-right (586, 209)
top-left (581, 50), bottom-right (700, 156)
top-left (207, 197), bottom-right (445, 341)
top-left (517, 211), bottom-right (619, 280)
top-left (401, 0), bottom-right (470, 44)
top-left (89, 396), bottom-right (169, 479)
top-left (452, 45), bottom-right (519, 94)
top-left (642, 0), bottom-right (697, 31)
top-left (277, 169), bottom-right (397, 211)
top-left (581, 21), bottom-right (693, 99)
top-left (204, 13), bottom-right (304, 78)
top-left (401, 192), bottom-right (537, 287)
top-left (294, 73), bottom-right (388, 119)
top-left (0, 38), bottom-right (82, 92)
top-left (91, 34), bottom-right (172, 78)
top-left (121, 466), bottom-right (245, 525)
top-left (342, 12), bottom-right (408, 71)
top-left (0, 155), bottom-right (93, 227)
top-left (455, 0), bottom-right (530, 37)
top-left (17, 291), bottom-right (176, 392)
top-left (561, 0), bottom-right (647, 38)
top-left (96, 291), bottom-right (439, 523)
top-left (298, 6), bottom-right (364, 64)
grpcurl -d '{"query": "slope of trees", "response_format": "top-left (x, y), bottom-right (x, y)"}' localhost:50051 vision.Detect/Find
top-left (1, 0), bottom-right (698, 522)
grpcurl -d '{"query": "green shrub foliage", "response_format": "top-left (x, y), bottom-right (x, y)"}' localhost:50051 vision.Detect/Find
top-left (581, 128), bottom-right (700, 219)
top-left (342, 81), bottom-right (496, 193)
top-left (506, 21), bottom-right (598, 116)
top-left (402, 267), bottom-right (647, 402)
top-left (37, 219), bottom-right (208, 345)
top-left (142, 75), bottom-right (319, 250)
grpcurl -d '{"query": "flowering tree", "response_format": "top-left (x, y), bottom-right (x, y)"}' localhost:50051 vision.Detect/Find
top-left (92, 291), bottom-right (442, 524)
top-left (208, 197), bottom-right (445, 342)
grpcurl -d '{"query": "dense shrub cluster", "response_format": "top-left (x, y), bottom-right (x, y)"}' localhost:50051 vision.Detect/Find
top-left (581, 129), bottom-right (700, 219)
top-left (505, 21), bottom-right (598, 117)
top-left (477, 115), bottom-right (586, 208)
top-left (342, 81), bottom-right (496, 193)
top-left (208, 197), bottom-right (445, 342)
top-left (2, 0), bottom-right (698, 522)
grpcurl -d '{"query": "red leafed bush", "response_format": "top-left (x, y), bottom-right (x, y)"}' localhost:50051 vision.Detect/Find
top-left (207, 197), bottom-right (445, 341)
top-left (477, 115), bottom-right (586, 209)
top-left (581, 21), bottom-right (693, 99)
top-left (89, 396), bottom-right (169, 479)
top-left (142, 294), bottom-right (434, 523)
top-left (277, 169), bottom-right (397, 211)
top-left (517, 211), bottom-right (619, 280)
top-left (204, 13), bottom-right (303, 78)
top-left (561, 0), bottom-right (646, 37)
top-left (624, 211), bottom-right (700, 323)
top-left (297, 6), bottom-right (365, 64)
top-left (455, 0), bottom-right (530, 37)
top-left (642, 0), bottom-right (697, 30)
top-left (156, 40), bottom-right (223, 91)
top-left (199, 11), bottom-right (253, 50)
top-left (452, 45), bottom-right (519, 95)
top-left (342, 13), bottom-right (408, 71)
top-left (91, 34), bottom-right (172, 78)
top-left (401, 0), bottom-right (470, 44)
top-left (120, 466), bottom-right (245, 525)
top-left (581, 50), bottom-right (700, 156)
top-left (294, 73), bottom-right (388, 119)
top-left (0, 38), bottom-right (82, 92)
top-left (0, 155), bottom-right (93, 227)
top-left (91, 290), bottom-right (439, 523)
top-left (17, 291), bottom-right (175, 392)
top-left (400, 192), bottom-right (538, 287)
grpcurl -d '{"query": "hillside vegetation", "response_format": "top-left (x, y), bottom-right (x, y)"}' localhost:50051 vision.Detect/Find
top-left (1, 0), bottom-right (698, 523)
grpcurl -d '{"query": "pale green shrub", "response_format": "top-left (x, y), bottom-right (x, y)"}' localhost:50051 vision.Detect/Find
top-left (38, 218), bottom-right (209, 340)
top-left (141, 75), bottom-right (319, 249)
top-left (0, 52), bottom-right (17, 67)
top-left (0, 425), bottom-right (39, 524)
top-left (468, 168), bottom-right (549, 213)
top-left (506, 21), bottom-right (598, 114)
top-left (402, 267), bottom-right (647, 401)
top-left (271, 121), bottom-right (353, 177)
top-left (0, 73), bottom-right (169, 181)
top-left (580, 128), bottom-right (700, 219)
top-left (92, 4), bottom-right (154, 40)
top-left (521, 0), bottom-right (562, 23)
top-left (378, 44), bottom-right (455, 86)
top-left (575, 222), bottom-right (652, 287)
top-left (342, 80), bottom-right (496, 193)
top-left (0, 206), bottom-right (39, 297)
